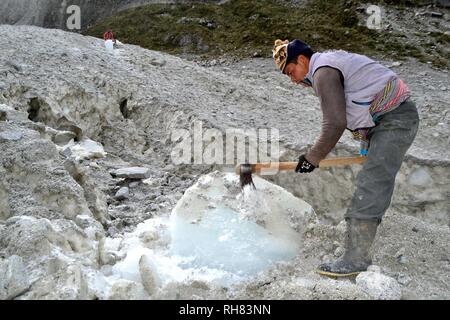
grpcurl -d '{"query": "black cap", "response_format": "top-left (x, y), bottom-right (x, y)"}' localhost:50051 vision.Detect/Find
top-left (284, 39), bottom-right (311, 71)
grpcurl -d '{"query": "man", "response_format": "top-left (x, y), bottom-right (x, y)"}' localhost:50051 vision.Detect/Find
top-left (273, 39), bottom-right (419, 277)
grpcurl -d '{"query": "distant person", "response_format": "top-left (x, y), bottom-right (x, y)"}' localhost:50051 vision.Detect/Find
top-left (103, 30), bottom-right (115, 42)
top-left (103, 29), bottom-right (122, 50)
top-left (272, 39), bottom-right (419, 277)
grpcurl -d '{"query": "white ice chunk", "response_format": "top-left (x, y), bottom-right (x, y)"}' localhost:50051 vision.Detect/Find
top-left (106, 171), bottom-right (316, 289)
top-left (169, 171), bottom-right (316, 277)
top-left (62, 139), bottom-right (106, 161)
top-left (112, 247), bottom-right (154, 283)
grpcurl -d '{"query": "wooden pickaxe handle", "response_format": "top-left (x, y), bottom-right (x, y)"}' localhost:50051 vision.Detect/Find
top-left (235, 156), bottom-right (366, 174)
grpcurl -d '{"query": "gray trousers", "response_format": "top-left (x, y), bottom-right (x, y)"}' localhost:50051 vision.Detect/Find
top-left (345, 99), bottom-right (420, 221)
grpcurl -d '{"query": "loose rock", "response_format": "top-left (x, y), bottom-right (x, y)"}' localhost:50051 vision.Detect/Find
top-left (356, 272), bottom-right (402, 300)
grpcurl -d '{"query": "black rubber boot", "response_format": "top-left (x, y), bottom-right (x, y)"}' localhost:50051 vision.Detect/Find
top-left (317, 218), bottom-right (380, 277)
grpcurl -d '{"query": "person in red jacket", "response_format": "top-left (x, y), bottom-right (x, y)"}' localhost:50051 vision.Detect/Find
top-left (103, 29), bottom-right (121, 50)
top-left (103, 30), bottom-right (115, 42)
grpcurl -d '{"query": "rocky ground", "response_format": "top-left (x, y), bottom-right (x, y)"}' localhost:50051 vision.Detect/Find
top-left (0, 25), bottom-right (449, 300)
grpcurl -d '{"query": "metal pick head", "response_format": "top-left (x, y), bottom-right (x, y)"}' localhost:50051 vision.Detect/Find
top-left (239, 163), bottom-right (256, 189)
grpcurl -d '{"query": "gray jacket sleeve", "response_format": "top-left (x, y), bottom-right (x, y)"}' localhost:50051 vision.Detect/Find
top-left (305, 67), bottom-right (347, 167)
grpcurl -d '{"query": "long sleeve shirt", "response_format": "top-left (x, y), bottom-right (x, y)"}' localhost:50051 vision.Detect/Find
top-left (305, 67), bottom-right (347, 167)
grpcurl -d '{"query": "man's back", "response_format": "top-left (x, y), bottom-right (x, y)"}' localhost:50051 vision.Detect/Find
top-left (309, 50), bottom-right (398, 130)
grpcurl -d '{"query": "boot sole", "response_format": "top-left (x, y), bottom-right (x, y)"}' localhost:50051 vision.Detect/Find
top-left (316, 270), bottom-right (361, 278)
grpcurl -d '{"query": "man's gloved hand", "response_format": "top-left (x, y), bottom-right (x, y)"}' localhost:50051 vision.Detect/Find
top-left (295, 155), bottom-right (316, 173)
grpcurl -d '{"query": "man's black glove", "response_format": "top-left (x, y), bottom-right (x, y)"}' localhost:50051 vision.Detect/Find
top-left (295, 155), bottom-right (316, 173)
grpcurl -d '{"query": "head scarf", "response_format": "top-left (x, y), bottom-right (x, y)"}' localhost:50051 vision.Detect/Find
top-left (272, 39), bottom-right (289, 73)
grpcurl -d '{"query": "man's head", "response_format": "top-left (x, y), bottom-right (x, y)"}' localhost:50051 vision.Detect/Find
top-left (273, 39), bottom-right (314, 87)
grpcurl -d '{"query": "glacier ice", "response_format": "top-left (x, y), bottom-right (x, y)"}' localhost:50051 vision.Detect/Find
top-left (99, 170), bottom-right (316, 294)
top-left (169, 171), bottom-right (315, 279)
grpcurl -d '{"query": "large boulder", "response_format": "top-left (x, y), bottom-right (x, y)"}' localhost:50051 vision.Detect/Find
top-left (170, 171), bottom-right (317, 276)
top-left (0, 216), bottom-right (103, 299)
top-left (0, 112), bottom-right (94, 221)
top-left (0, 255), bottom-right (30, 300)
